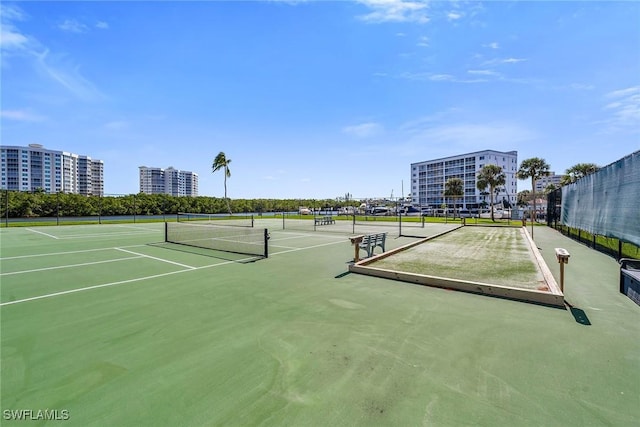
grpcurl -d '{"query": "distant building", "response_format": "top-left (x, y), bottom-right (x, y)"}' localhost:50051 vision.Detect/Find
top-left (0, 144), bottom-right (104, 195)
top-left (411, 149), bottom-right (518, 208)
top-left (139, 166), bottom-right (198, 196)
top-left (535, 172), bottom-right (564, 193)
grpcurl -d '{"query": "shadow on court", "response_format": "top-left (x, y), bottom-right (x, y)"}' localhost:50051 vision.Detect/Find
top-left (565, 301), bottom-right (592, 325)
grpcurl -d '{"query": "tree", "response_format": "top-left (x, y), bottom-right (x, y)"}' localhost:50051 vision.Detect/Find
top-left (517, 157), bottom-right (550, 238)
top-left (476, 165), bottom-right (506, 222)
top-left (444, 177), bottom-right (464, 219)
top-left (212, 152), bottom-right (232, 214)
top-left (560, 163), bottom-right (600, 186)
top-left (517, 190), bottom-right (532, 208)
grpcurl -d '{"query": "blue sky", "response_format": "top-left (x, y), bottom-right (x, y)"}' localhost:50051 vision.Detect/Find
top-left (1, 1), bottom-right (639, 199)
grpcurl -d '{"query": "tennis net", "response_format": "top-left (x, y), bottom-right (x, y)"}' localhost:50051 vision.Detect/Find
top-left (177, 212), bottom-right (254, 227)
top-left (165, 222), bottom-right (268, 258)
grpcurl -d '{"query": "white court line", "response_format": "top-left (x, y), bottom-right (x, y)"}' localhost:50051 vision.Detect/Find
top-left (270, 239), bottom-right (346, 255)
top-left (0, 244), bottom-right (148, 261)
top-left (0, 256), bottom-right (144, 276)
top-left (25, 228), bottom-right (59, 239)
top-left (0, 256), bottom-right (254, 307)
top-left (114, 224), bottom-right (159, 231)
top-left (0, 239), bottom-right (346, 307)
top-left (115, 248), bottom-right (196, 269)
top-left (270, 231), bottom-right (346, 241)
top-left (270, 245), bottom-right (300, 250)
top-left (58, 230), bottom-right (158, 239)
top-left (0, 268), bottom-right (195, 307)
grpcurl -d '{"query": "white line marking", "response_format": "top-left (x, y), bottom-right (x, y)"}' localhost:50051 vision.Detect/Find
top-left (0, 269), bottom-right (194, 307)
top-left (271, 239), bottom-right (346, 255)
top-left (58, 231), bottom-right (157, 239)
top-left (270, 245), bottom-right (299, 250)
top-left (0, 256), bottom-right (256, 307)
top-left (0, 244), bottom-right (148, 261)
top-left (25, 228), bottom-right (59, 239)
top-left (0, 256), bottom-right (144, 276)
top-left (0, 238), bottom-right (345, 307)
top-left (114, 224), bottom-right (159, 231)
top-left (115, 248), bottom-right (196, 269)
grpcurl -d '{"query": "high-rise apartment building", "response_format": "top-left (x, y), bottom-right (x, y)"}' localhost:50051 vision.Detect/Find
top-left (535, 172), bottom-right (564, 193)
top-left (0, 144), bottom-right (104, 196)
top-left (411, 149), bottom-right (518, 208)
top-left (139, 166), bottom-right (198, 196)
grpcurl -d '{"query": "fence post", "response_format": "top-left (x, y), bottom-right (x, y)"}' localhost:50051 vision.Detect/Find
top-left (618, 240), bottom-right (623, 260)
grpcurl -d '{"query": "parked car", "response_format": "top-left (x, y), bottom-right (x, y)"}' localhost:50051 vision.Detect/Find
top-left (298, 207), bottom-right (312, 215)
top-left (458, 208), bottom-right (472, 218)
top-left (371, 207), bottom-right (390, 216)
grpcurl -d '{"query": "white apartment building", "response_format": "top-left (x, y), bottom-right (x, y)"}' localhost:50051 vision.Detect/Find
top-left (139, 166), bottom-right (198, 197)
top-left (535, 172), bottom-right (564, 193)
top-left (411, 149), bottom-right (518, 208)
top-left (0, 144), bottom-right (104, 196)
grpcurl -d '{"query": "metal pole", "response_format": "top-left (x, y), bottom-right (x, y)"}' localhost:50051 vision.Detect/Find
top-left (56, 191), bottom-right (60, 226)
top-left (4, 190), bottom-right (9, 228)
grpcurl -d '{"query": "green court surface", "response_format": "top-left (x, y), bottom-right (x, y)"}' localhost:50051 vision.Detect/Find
top-left (1, 222), bottom-right (638, 426)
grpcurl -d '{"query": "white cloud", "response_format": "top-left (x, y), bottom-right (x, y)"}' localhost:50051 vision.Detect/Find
top-left (447, 11), bottom-right (462, 21)
top-left (601, 86), bottom-right (640, 131)
top-left (503, 57), bottom-right (526, 64)
top-left (406, 122), bottom-right (537, 152)
top-left (417, 36), bottom-right (429, 47)
top-left (104, 121), bottom-right (129, 131)
top-left (1, 6), bottom-right (105, 101)
top-left (467, 69), bottom-right (501, 77)
top-left (342, 122), bottom-right (383, 138)
top-left (95, 21), bottom-right (109, 30)
top-left (357, 0), bottom-right (430, 24)
top-left (429, 74), bottom-right (454, 81)
top-left (483, 42), bottom-right (500, 49)
top-left (398, 72), bottom-right (488, 84)
top-left (1, 4), bottom-right (30, 51)
top-left (58, 19), bottom-right (88, 33)
top-left (482, 57), bottom-right (527, 66)
top-left (569, 83), bottom-right (594, 91)
top-left (0, 28), bottom-right (29, 50)
top-left (0, 4), bottom-right (26, 22)
top-left (34, 49), bottom-right (105, 101)
top-left (0, 109), bottom-right (46, 122)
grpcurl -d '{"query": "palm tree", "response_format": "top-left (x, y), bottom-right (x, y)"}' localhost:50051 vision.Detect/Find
top-left (517, 157), bottom-right (550, 238)
top-left (517, 190), bottom-right (531, 209)
top-left (444, 177), bottom-right (464, 219)
top-left (560, 163), bottom-right (600, 186)
top-left (476, 165), bottom-right (506, 222)
top-left (212, 151), bottom-right (232, 215)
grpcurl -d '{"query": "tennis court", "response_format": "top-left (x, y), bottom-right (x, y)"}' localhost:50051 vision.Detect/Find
top-left (1, 222), bottom-right (638, 426)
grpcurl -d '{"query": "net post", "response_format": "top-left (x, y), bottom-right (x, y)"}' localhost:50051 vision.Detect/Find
top-left (164, 222), bottom-right (168, 242)
top-left (251, 214), bottom-right (254, 228)
top-left (264, 228), bottom-right (269, 258)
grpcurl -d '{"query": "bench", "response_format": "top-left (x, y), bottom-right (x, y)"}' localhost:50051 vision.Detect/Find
top-left (358, 232), bottom-right (387, 258)
top-left (620, 258), bottom-right (640, 306)
top-left (314, 216), bottom-right (335, 226)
